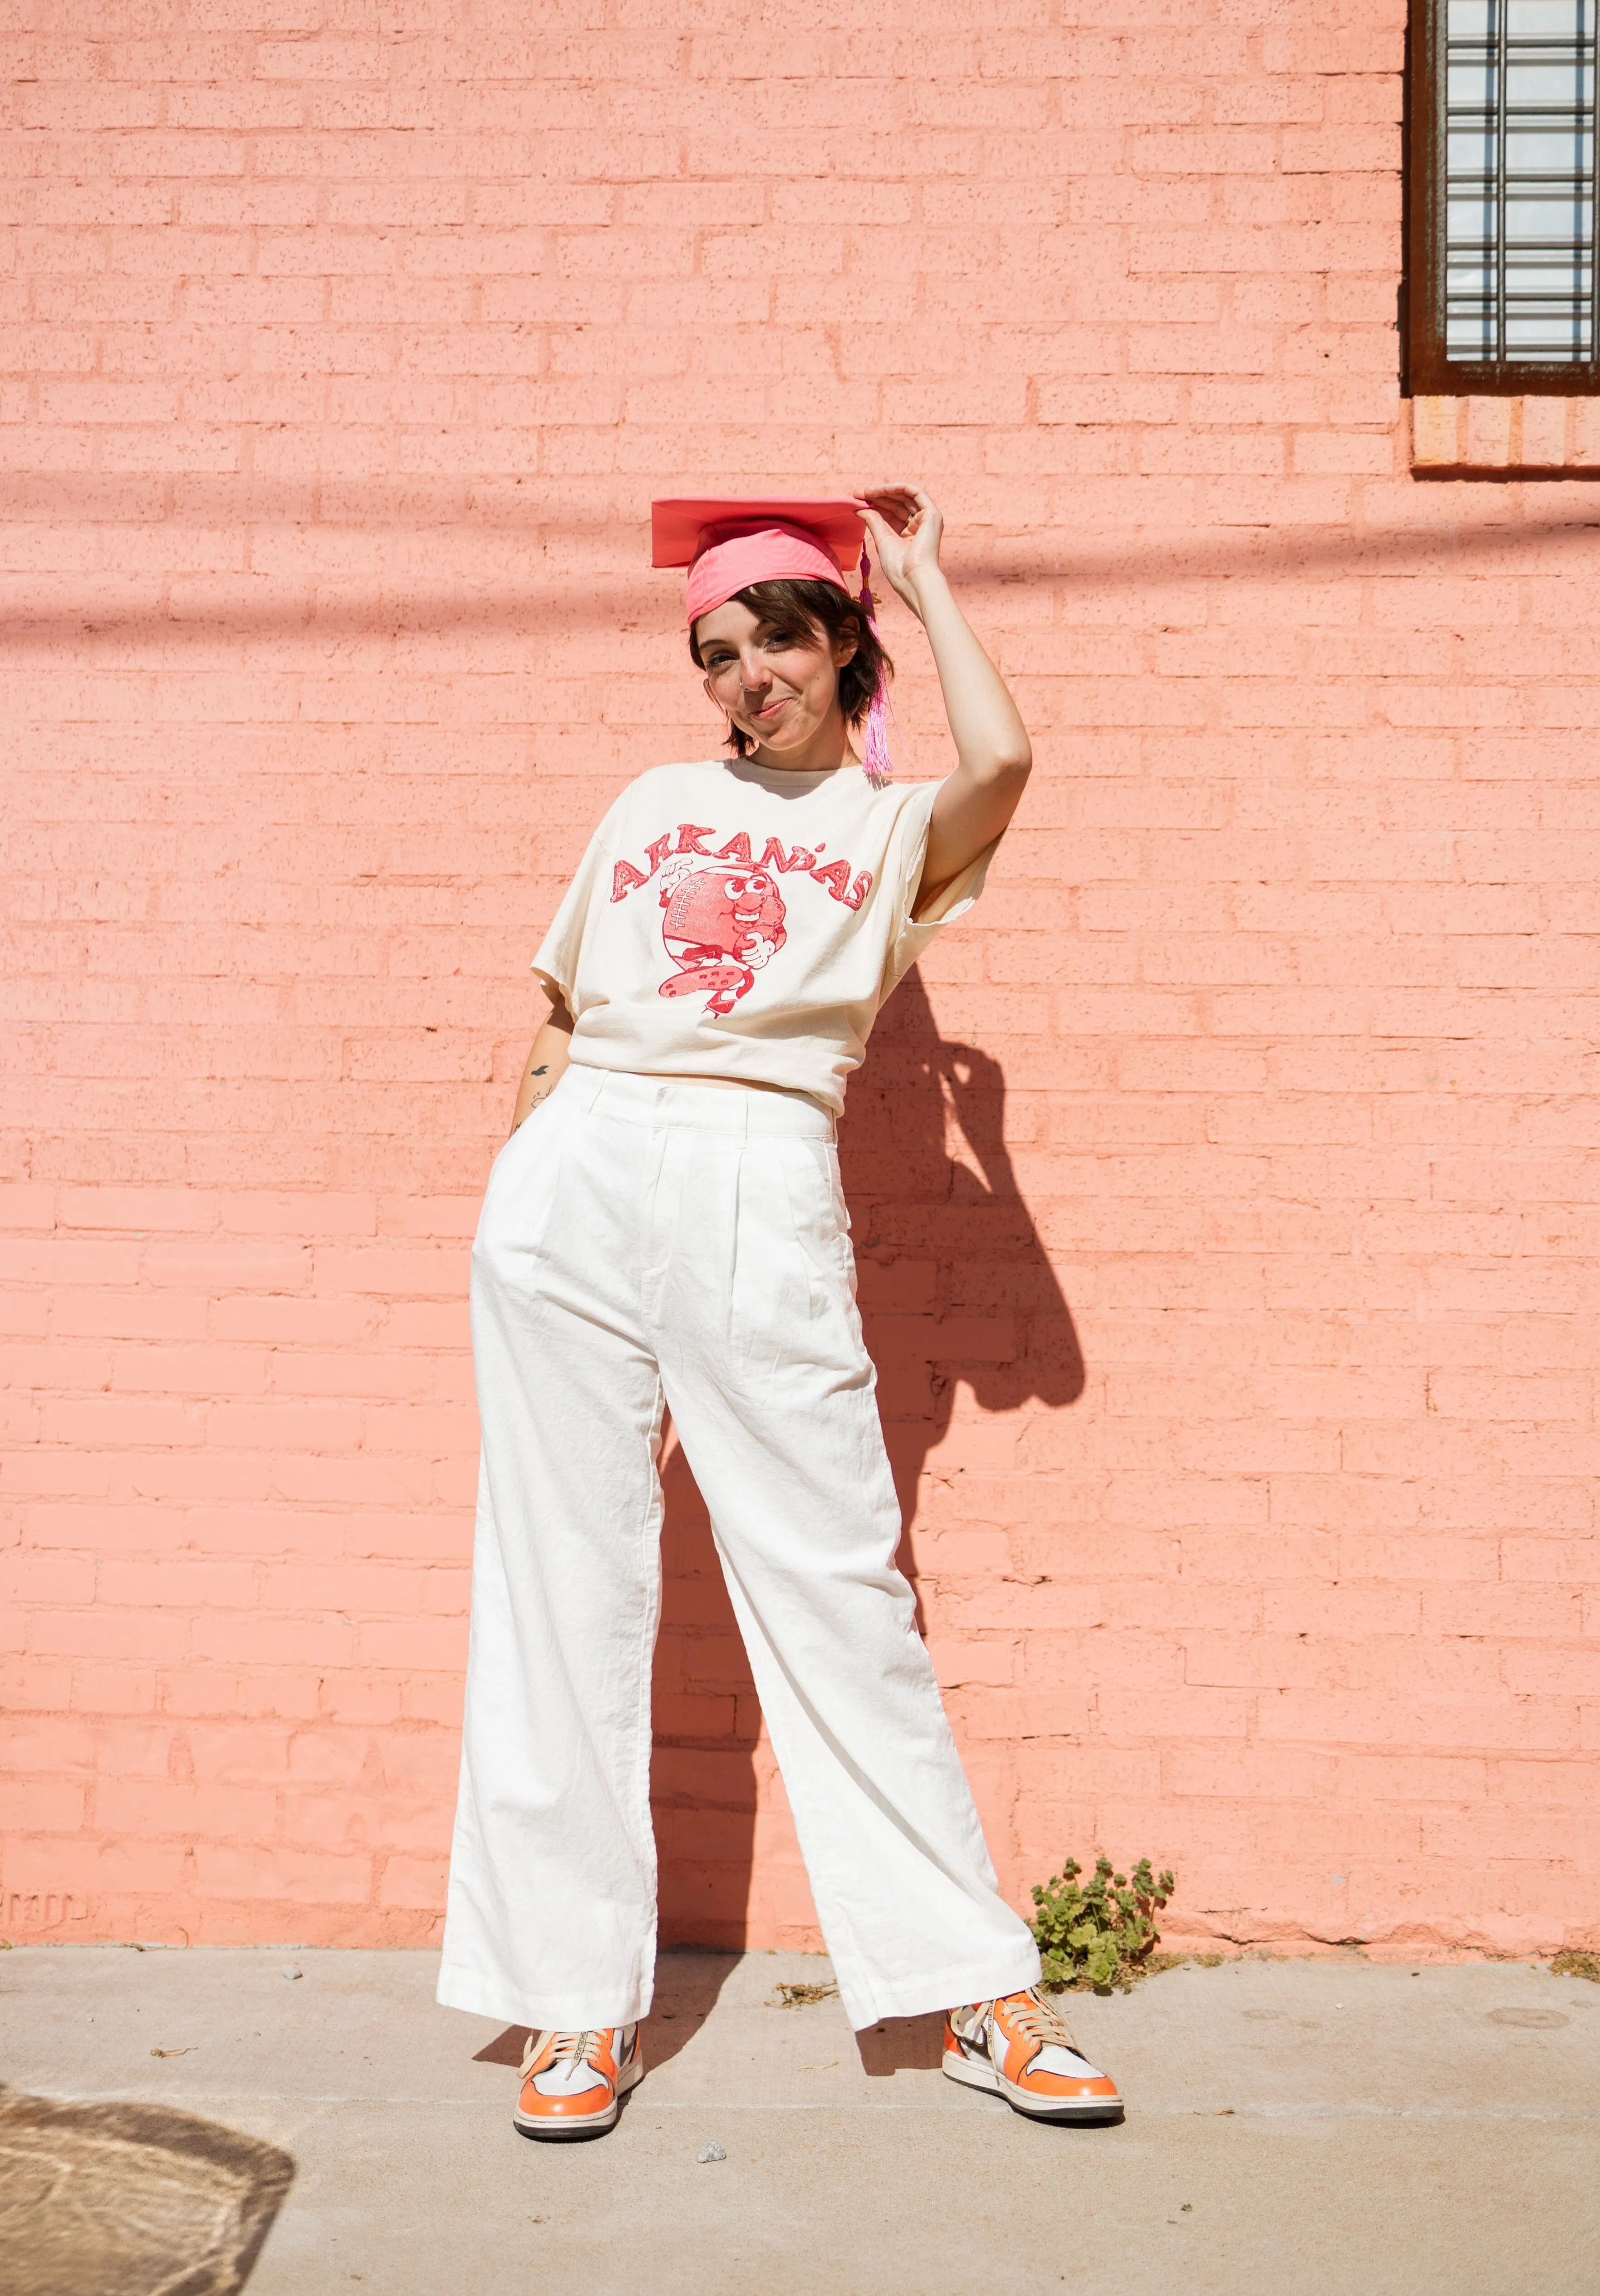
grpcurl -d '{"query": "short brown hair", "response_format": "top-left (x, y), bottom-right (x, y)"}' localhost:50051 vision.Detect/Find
top-left (690, 579), bottom-right (894, 759)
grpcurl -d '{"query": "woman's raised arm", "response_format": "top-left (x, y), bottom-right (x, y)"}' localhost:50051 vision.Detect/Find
top-left (854, 485), bottom-right (1032, 903)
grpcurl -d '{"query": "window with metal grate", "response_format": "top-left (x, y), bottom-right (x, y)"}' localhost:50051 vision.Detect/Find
top-left (1407, 0), bottom-right (1600, 392)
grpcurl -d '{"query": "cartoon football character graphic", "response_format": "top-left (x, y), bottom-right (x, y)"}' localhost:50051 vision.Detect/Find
top-left (657, 860), bottom-right (787, 1016)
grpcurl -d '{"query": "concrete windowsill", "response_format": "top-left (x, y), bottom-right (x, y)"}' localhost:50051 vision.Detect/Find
top-left (1412, 394), bottom-right (1600, 477)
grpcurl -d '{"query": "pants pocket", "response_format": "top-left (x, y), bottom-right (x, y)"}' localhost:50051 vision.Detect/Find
top-left (472, 1091), bottom-right (575, 1285)
top-left (755, 1139), bottom-right (868, 1375)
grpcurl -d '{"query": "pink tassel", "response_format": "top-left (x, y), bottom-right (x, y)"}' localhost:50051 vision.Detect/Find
top-left (857, 542), bottom-right (893, 787)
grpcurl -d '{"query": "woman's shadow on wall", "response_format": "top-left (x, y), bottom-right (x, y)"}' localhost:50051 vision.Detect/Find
top-left (648, 968), bottom-right (1084, 2065)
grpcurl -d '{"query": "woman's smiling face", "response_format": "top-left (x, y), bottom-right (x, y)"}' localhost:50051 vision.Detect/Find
top-left (694, 597), bottom-right (858, 762)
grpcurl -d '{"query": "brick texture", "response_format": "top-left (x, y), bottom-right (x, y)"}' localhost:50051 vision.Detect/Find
top-left (1413, 396), bottom-right (1600, 476)
top-left (4, 0), bottom-right (1598, 1962)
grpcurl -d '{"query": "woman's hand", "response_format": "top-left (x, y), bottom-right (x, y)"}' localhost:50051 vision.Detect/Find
top-left (853, 485), bottom-right (945, 619)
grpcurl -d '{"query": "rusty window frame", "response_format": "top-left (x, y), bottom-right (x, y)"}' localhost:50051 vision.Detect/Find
top-left (1406, 0), bottom-right (1600, 394)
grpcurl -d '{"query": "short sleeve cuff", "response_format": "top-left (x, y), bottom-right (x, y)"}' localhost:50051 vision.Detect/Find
top-left (530, 956), bottom-right (570, 1005)
top-left (884, 781), bottom-right (1000, 991)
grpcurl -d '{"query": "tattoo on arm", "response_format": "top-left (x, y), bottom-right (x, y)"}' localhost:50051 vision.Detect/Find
top-left (512, 1063), bottom-right (557, 1139)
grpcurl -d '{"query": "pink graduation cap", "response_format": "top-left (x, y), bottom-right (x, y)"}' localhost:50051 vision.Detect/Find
top-left (651, 496), bottom-right (892, 784)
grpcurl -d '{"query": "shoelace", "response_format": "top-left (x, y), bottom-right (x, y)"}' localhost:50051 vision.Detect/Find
top-left (520, 2027), bottom-right (610, 2079)
top-left (995, 1991), bottom-right (1081, 2055)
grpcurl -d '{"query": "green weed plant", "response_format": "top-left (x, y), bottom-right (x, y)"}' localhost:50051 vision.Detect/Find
top-left (1031, 1854), bottom-right (1177, 1993)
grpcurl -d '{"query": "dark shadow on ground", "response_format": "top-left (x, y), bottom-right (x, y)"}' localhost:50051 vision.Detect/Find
top-left (855, 2013), bottom-right (947, 2076)
top-left (649, 966), bottom-right (1084, 1961)
top-left (0, 2084), bottom-right (293, 2296)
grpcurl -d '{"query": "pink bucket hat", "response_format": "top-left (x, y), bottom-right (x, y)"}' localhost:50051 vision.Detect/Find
top-left (651, 496), bottom-right (892, 783)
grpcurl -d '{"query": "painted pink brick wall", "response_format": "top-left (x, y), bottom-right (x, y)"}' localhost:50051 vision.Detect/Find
top-left (4, 0), bottom-right (1598, 1959)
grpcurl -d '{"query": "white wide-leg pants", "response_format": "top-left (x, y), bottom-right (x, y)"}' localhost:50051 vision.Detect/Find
top-left (436, 1065), bottom-right (1041, 2033)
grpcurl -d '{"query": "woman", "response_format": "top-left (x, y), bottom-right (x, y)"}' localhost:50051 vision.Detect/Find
top-left (437, 487), bottom-right (1121, 2137)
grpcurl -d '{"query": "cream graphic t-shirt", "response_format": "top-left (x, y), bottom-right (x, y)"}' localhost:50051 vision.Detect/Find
top-left (532, 759), bottom-right (995, 1114)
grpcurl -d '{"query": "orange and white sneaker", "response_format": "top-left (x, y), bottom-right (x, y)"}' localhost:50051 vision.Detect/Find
top-left (512, 2025), bottom-right (643, 2141)
top-left (943, 1989), bottom-right (1122, 2122)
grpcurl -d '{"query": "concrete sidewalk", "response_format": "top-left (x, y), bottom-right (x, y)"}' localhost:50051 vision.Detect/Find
top-left (3, 1944), bottom-right (1597, 2295)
